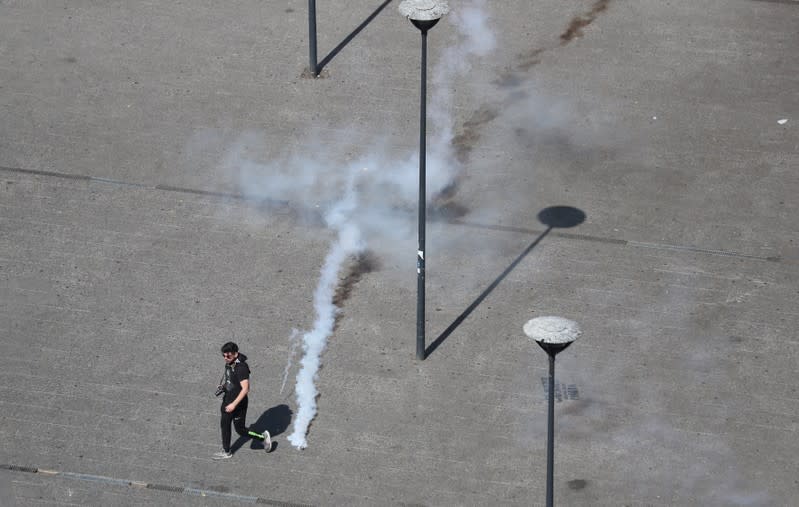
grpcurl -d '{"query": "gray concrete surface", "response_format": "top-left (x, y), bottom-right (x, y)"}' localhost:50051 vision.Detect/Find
top-left (1, 0), bottom-right (798, 505)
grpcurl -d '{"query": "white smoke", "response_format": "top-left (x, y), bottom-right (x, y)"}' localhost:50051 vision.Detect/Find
top-left (430, 0), bottom-right (496, 151)
top-left (280, 328), bottom-right (301, 395)
top-left (286, 176), bottom-right (364, 448)
top-left (226, 0), bottom-right (497, 449)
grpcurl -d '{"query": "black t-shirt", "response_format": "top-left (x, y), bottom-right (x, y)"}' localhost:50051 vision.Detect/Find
top-left (222, 355), bottom-right (250, 404)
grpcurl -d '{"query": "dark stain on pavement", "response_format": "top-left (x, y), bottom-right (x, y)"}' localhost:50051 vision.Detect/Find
top-left (558, 397), bottom-right (594, 417)
top-left (430, 174), bottom-right (470, 220)
top-left (333, 251), bottom-right (380, 309)
top-left (452, 105), bottom-right (500, 164)
top-left (560, 0), bottom-right (611, 44)
top-left (517, 47), bottom-right (546, 72)
top-left (568, 479), bottom-right (589, 490)
top-left (430, 199), bottom-right (470, 220)
top-left (495, 48), bottom-right (546, 87)
top-left (451, 0), bottom-right (612, 182)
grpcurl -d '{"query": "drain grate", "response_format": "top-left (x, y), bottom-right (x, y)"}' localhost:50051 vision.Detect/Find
top-left (540, 378), bottom-right (579, 401)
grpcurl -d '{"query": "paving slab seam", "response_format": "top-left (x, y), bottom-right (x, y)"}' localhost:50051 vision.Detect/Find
top-left (628, 240), bottom-right (781, 262)
top-left (0, 463), bottom-right (311, 506)
top-left (1, 165), bottom-right (786, 264)
top-left (0, 165), bottom-right (281, 205)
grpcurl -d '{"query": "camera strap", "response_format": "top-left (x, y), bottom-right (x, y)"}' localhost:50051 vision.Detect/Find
top-left (220, 357), bottom-right (242, 391)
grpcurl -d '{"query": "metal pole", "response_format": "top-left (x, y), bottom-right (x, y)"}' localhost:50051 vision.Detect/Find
top-left (546, 353), bottom-right (555, 507)
top-left (308, 0), bottom-right (318, 76)
top-left (416, 28), bottom-right (428, 360)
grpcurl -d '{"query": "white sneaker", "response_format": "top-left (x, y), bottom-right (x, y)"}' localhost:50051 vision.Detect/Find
top-left (212, 451), bottom-right (233, 460)
top-left (263, 431), bottom-right (272, 453)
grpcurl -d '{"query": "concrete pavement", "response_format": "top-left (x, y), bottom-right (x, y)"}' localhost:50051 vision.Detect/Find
top-left (1, 0), bottom-right (798, 505)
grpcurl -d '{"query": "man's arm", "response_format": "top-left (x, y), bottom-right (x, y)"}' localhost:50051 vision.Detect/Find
top-left (225, 379), bottom-right (249, 413)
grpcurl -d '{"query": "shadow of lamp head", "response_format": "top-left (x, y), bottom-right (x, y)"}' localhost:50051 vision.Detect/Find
top-left (537, 206), bottom-right (586, 229)
top-left (399, 0), bottom-right (449, 32)
top-left (524, 316), bottom-right (581, 357)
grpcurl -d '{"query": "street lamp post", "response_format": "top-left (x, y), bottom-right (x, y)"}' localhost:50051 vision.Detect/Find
top-left (308, 0), bottom-right (318, 76)
top-left (399, 0), bottom-right (449, 360)
top-left (523, 316), bottom-right (582, 507)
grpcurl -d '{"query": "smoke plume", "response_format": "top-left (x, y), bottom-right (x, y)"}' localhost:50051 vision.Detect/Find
top-left (226, 0), bottom-right (497, 448)
top-left (280, 329), bottom-right (301, 395)
top-left (287, 178), bottom-right (365, 448)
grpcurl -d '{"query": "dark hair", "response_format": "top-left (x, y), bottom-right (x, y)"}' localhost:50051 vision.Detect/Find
top-left (221, 342), bottom-right (239, 354)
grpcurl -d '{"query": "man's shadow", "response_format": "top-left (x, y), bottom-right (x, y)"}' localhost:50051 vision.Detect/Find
top-left (230, 404), bottom-right (293, 453)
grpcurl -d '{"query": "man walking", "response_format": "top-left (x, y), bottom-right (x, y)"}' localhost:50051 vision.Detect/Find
top-left (213, 341), bottom-right (271, 460)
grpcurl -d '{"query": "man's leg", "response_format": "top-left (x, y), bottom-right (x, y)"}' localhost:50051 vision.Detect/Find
top-left (249, 428), bottom-right (272, 452)
top-left (214, 410), bottom-right (234, 459)
top-left (232, 401), bottom-right (271, 451)
top-left (232, 399), bottom-right (249, 438)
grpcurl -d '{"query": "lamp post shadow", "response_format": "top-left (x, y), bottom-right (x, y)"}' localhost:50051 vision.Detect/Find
top-left (424, 206), bottom-right (586, 359)
top-left (308, 0), bottom-right (394, 76)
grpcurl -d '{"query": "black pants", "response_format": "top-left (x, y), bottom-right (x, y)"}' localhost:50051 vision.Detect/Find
top-left (220, 397), bottom-right (249, 453)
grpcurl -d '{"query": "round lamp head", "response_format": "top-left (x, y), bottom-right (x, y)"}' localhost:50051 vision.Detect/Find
top-left (524, 316), bottom-right (581, 357)
top-left (399, 0), bottom-right (449, 31)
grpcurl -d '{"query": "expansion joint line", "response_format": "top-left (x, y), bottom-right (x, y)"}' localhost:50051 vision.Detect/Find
top-left (0, 165), bottom-right (782, 263)
top-left (0, 464), bottom-right (310, 507)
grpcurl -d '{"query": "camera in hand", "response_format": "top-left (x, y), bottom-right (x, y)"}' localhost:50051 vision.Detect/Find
top-left (215, 385), bottom-right (225, 397)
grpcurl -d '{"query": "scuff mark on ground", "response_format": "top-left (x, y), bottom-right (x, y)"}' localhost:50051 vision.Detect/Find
top-left (560, 0), bottom-right (611, 44)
